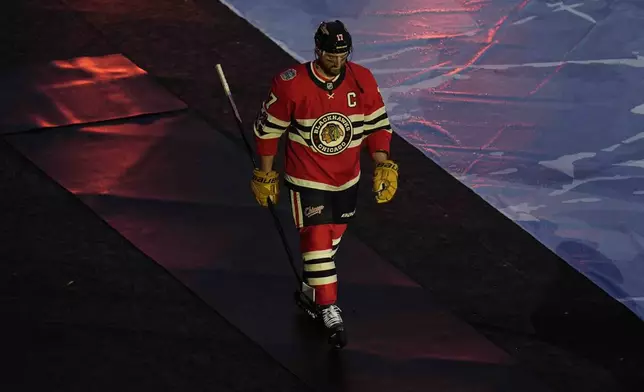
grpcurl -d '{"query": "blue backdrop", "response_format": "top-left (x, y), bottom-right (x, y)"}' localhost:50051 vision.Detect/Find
top-left (220, 0), bottom-right (644, 319)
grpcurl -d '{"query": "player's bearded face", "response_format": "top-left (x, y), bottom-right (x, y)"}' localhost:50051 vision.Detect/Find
top-left (319, 51), bottom-right (348, 76)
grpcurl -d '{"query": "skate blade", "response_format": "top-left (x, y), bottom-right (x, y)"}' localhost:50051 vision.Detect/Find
top-left (328, 328), bottom-right (347, 350)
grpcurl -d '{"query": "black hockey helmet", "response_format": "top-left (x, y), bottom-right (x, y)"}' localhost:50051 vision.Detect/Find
top-left (314, 20), bottom-right (352, 54)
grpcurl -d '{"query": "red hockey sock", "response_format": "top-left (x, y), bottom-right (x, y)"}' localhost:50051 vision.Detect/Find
top-left (299, 224), bottom-right (347, 306)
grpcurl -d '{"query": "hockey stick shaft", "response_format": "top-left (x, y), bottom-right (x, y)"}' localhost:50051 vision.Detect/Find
top-left (215, 64), bottom-right (259, 169)
top-left (215, 64), bottom-right (304, 289)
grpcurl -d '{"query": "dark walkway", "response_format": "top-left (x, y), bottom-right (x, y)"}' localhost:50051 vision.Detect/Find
top-left (1, 1), bottom-right (642, 392)
top-left (6, 98), bottom-right (547, 390)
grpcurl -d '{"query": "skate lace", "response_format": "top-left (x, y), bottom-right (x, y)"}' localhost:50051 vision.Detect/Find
top-left (321, 305), bottom-right (343, 328)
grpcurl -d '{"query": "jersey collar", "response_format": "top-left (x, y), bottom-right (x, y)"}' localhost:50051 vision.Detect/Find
top-left (307, 61), bottom-right (346, 92)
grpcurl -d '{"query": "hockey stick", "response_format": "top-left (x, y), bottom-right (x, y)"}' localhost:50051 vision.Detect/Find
top-left (215, 64), bottom-right (316, 303)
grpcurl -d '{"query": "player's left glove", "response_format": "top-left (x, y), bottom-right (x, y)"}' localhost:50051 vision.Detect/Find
top-left (373, 159), bottom-right (398, 204)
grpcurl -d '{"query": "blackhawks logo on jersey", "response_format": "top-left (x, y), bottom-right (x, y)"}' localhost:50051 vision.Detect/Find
top-left (310, 112), bottom-right (353, 155)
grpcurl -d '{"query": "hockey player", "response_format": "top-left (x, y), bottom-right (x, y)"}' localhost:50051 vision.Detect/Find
top-left (250, 20), bottom-right (399, 348)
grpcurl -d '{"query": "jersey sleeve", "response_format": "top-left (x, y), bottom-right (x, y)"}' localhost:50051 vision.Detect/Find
top-left (362, 70), bottom-right (393, 156)
top-left (253, 74), bottom-right (294, 156)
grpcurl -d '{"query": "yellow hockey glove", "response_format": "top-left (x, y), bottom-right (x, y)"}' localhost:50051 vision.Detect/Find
top-left (373, 160), bottom-right (398, 204)
top-left (251, 169), bottom-right (280, 207)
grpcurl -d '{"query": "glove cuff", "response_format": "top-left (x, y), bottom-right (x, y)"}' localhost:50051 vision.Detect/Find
top-left (376, 160), bottom-right (398, 170)
top-left (253, 169), bottom-right (279, 183)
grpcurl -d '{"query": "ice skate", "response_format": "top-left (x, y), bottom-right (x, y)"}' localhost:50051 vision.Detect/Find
top-left (320, 304), bottom-right (347, 349)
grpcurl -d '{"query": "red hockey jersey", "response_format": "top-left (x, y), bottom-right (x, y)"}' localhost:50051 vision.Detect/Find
top-left (253, 61), bottom-right (392, 192)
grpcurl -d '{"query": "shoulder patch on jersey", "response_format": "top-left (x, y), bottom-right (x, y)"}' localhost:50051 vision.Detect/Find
top-left (280, 68), bottom-right (297, 81)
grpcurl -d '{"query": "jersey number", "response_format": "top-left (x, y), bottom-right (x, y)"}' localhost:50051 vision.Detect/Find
top-left (264, 92), bottom-right (278, 110)
top-left (256, 92), bottom-right (278, 132)
top-left (347, 92), bottom-right (357, 108)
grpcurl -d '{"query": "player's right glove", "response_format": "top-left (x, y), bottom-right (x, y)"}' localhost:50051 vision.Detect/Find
top-left (251, 168), bottom-right (280, 207)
